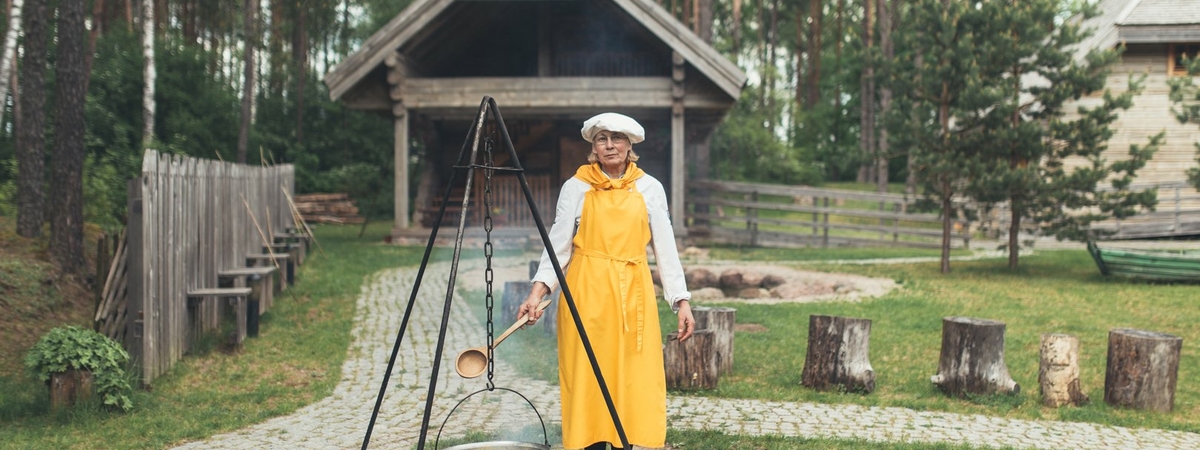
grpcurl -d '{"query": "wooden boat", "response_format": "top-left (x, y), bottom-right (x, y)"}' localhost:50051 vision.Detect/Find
top-left (1087, 241), bottom-right (1200, 282)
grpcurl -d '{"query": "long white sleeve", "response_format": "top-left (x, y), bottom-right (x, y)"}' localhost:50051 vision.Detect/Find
top-left (639, 176), bottom-right (692, 313)
top-left (531, 178), bottom-right (588, 292)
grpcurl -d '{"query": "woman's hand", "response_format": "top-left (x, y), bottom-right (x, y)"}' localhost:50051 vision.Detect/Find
top-left (676, 300), bottom-right (695, 341)
top-left (518, 282), bottom-right (551, 326)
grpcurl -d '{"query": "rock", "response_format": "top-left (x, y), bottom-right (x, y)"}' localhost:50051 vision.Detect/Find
top-left (691, 287), bottom-right (725, 301)
top-left (833, 281), bottom-right (856, 294)
top-left (685, 268), bottom-right (719, 288)
top-left (737, 287), bottom-right (771, 299)
top-left (741, 271), bottom-right (766, 288)
top-left (762, 274), bottom-right (787, 288)
top-left (719, 269), bottom-right (751, 290)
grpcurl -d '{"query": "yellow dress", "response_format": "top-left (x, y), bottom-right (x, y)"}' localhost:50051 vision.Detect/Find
top-left (557, 163), bottom-right (665, 449)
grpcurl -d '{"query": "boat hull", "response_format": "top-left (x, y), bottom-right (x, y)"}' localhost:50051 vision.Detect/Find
top-left (1088, 242), bottom-right (1200, 282)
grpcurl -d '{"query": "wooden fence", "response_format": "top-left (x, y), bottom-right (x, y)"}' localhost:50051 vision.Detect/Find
top-left (685, 180), bottom-right (972, 249)
top-left (126, 150), bottom-right (294, 385)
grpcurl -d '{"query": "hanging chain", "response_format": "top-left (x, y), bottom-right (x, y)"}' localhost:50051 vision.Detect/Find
top-left (483, 133), bottom-right (497, 390)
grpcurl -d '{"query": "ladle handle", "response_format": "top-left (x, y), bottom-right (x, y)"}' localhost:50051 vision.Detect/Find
top-left (492, 299), bottom-right (552, 349)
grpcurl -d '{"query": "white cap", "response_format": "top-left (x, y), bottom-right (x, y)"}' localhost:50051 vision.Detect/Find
top-left (581, 113), bottom-right (645, 144)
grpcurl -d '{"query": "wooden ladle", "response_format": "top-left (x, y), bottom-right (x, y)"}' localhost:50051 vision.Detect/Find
top-left (455, 299), bottom-right (552, 379)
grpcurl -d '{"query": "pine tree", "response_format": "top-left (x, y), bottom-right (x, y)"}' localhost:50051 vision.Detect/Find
top-left (966, 0), bottom-right (1159, 269)
top-left (891, 0), bottom-right (1007, 273)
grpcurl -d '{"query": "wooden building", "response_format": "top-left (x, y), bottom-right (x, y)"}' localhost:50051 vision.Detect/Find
top-left (323, 0), bottom-right (746, 239)
top-left (1073, 0), bottom-right (1200, 208)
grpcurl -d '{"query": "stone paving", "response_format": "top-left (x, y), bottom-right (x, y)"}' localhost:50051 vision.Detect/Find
top-left (173, 256), bottom-right (1200, 450)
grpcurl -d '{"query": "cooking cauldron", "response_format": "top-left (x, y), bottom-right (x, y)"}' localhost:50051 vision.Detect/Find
top-left (434, 387), bottom-right (550, 450)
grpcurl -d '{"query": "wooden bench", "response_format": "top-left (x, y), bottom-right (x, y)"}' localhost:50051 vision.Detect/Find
top-left (219, 266), bottom-right (278, 335)
top-left (262, 242), bottom-right (304, 266)
top-left (185, 287), bottom-right (253, 350)
top-left (246, 252), bottom-right (294, 286)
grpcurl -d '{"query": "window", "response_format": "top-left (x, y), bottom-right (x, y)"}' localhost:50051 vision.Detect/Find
top-left (1169, 43), bottom-right (1200, 75)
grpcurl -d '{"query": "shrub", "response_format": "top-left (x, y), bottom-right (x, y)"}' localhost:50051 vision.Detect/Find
top-left (24, 326), bottom-right (134, 412)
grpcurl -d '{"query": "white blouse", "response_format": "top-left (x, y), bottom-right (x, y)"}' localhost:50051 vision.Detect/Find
top-left (531, 173), bottom-right (692, 313)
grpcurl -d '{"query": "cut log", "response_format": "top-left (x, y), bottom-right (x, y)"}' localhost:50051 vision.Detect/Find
top-left (930, 317), bottom-right (1019, 396)
top-left (1105, 328), bottom-right (1182, 412)
top-left (1039, 333), bottom-right (1089, 407)
top-left (692, 306), bottom-right (736, 375)
top-left (50, 369), bottom-right (95, 409)
top-left (663, 329), bottom-right (717, 390)
top-left (801, 315), bottom-right (875, 393)
top-left (501, 280), bottom-right (532, 325)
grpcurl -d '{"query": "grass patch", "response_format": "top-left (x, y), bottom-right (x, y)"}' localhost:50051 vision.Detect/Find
top-left (487, 249), bottom-right (1200, 435)
top-left (704, 245), bottom-right (967, 262)
top-left (0, 221), bottom-right (426, 449)
top-left (3, 217), bottom-right (1197, 448)
top-left (667, 429), bottom-right (988, 449)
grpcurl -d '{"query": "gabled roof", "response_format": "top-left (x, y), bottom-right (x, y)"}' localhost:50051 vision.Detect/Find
top-left (1076, 0), bottom-right (1200, 57)
top-left (324, 0), bottom-right (746, 102)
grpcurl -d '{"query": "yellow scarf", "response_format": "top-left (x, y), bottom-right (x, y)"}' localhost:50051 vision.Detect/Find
top-left (573, 162), bottom-right (645, 191)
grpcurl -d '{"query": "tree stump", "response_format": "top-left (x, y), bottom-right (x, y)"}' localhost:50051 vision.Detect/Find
top-left (930, 317), bottom-right (1019, 396)
top-left (1105, 328), bottom-right (1182, 412)
top-left (801, 315), bottom-right (876, 393)
top-left (1039, 333), bottom-right (1089, 407)
top-left (663, 330), bottom-right (717, 390)
top-left (50, 369), bottom-right (94, 409)
top-left (501, 280), bottom-right (533, 325)
top-left (692, 306), bottom-right (736, 375)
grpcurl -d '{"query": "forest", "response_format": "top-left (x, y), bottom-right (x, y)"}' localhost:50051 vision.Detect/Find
top-left (0, 0), bottom-right (1181, 273)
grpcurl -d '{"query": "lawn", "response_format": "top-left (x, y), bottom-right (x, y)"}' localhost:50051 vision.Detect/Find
top-left (1, 220), bottom-right (1195, 449)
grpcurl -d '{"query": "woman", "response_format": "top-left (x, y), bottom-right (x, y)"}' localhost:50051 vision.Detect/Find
top-left (518, 112), bottom-right (695, 450)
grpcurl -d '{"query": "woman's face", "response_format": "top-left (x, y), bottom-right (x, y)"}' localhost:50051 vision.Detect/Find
top-left (592, 130), bottom-right (631, 170)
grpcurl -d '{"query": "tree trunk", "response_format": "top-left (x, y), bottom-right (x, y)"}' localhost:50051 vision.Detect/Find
top-left (141, 0), bottom-right (155, 145)
top-left (876, 0), bottom-right (892, 193)
top-left (693, 0), bottom-right (711, 43)
top-left (15, 0), bottom-right (46, 238)
top-left (801, 315), bottom-right (875, 393)
top-left (1039, 333), bottom-right (1089, 407)
top-left (858, 0), bottom-right (875, 184)
top-left (1104, 328), bottom-right (1182, 412)
top-left (293, 3), bottom-right (306, 144)
top-left (805, 0), bottom-right (821, 110)
top-left (237, 0), bottom-right (258, 163)
top-left (692, 306), bottom-right (735, 375)
top-left (664, 329), bottom-right (717, 390)
top-left (1008, 201), bottom-right (1020, 269)
top-left (930, 317), bottom-right (1019, 396)
top-left (0, 0), bottom-right (23, 106)
top-left (50, 0), bottom-right (89, 273)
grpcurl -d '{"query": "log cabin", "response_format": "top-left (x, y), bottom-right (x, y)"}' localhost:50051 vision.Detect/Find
top-left (1069, 0), bottom-right (1200, 237)
top-left (323, 0), bottom-right (746, 243)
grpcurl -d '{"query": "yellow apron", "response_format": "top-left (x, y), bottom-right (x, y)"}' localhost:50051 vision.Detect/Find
top-left (558, 163), bottom-right (665, 449)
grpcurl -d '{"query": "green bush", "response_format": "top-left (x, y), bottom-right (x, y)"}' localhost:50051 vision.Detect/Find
top-left (24, 326), bottom-right (133, 412)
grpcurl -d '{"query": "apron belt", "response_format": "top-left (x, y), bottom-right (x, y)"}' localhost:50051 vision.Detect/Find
top-left (575, 247), bottom-right (648, 352)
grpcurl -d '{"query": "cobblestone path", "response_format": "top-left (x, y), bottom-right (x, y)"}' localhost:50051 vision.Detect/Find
top-left (174, 258), bottom-right (1200, 450)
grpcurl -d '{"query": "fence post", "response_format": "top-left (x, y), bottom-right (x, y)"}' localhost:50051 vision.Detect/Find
top-left (125, 177), bottom-right (145, 385)
top-left (749, 191), bottom-right (759, 246)
top-left (822, 196), bottom-right (830, 247)
top-left (811, 195), bottom-right (819, 243)
top-left (893, 202), bottom-right (901, 243)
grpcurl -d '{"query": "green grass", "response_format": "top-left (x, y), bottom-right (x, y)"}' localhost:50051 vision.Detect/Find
top-left (3, 220), bottom-right (1196, 448)
top-left (704, 245), bottom-right (967, 261)
top-left (0, 222), bottom-right (428, 449)
top-left (494, 250), bottom-right (1200, 435)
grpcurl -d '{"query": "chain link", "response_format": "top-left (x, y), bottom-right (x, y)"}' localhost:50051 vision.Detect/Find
top-left (483, 134), bottom-right (496, 390)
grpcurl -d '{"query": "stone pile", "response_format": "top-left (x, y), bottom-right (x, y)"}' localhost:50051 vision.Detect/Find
top-left (653, 267), bottom-right (859, 301)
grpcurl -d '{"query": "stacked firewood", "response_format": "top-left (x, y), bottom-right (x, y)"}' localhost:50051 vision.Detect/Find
top-left (294, 193), bottom-right (365, 224)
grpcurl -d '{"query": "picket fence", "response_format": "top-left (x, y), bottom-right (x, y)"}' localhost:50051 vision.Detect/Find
top-left (125, 150), bottom-right (294, 385)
